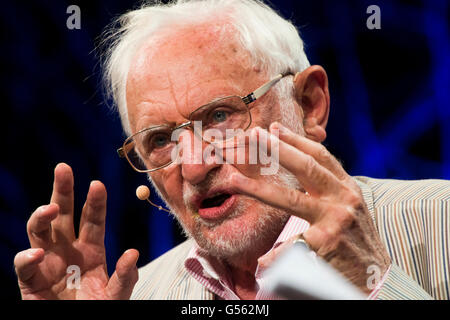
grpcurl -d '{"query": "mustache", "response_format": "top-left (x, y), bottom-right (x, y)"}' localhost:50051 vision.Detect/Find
top-left (182, 165), bottom-right (301, 210)
top-left (183, 170), bottom-right (226, 209)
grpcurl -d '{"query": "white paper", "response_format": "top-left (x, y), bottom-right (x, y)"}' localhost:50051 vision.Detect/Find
top-left (263, 242), bottom-right (367, 300)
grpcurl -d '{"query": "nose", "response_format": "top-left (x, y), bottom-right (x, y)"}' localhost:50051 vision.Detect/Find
top-left (178, 130), bottom-right (222, 185)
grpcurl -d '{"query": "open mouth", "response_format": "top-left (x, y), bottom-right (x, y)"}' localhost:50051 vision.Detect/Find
top-left (196, 191), bottom-right (237, 221)
top-left (200, 193), bottom-right (232, 209)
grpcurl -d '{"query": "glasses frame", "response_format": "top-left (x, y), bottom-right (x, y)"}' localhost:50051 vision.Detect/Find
top-left (117, 72), bottom-right (294, 173)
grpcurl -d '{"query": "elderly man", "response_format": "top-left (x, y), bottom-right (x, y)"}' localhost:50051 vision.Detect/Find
top-left (14, 0), bottom-right (449, 300)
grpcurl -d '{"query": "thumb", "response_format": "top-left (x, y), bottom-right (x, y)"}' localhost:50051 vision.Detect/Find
top-left (106, 249), bottom-right (139, 300)
top-left (257, 235), bottom-right (297, 270)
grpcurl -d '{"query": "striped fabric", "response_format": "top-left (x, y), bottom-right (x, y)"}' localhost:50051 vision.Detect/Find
top-left (356, 177), bottom-right (449, 300)
top-left (131, 177), bottom-right (450, 300)
top-left (184, 215), bottom-right (311, 300)
top-left (184, 216), bottom-right (388, 300)
top-left (131, 239), bottom-right (215, 300)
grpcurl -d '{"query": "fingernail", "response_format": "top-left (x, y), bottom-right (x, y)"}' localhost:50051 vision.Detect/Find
top-left (125, 249), bottom-right (139, 263)
top-left (277, 122), bottom-right (286, 130)
top-left (55, 162), bottom-right (70, 173)
top-left (89, 180), bottom-right (103, 191)
top-left (271, 122), bottom-right (287, 135)
top-left (279, 123), bottom-right (289, 134)
top-left (38, 205), bottom-right (54, 218)
top-left (270, 122), bottom-right (279, 131)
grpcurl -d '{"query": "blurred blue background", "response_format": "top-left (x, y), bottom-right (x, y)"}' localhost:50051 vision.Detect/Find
top-left (1, 0), bottom-right (449, 299)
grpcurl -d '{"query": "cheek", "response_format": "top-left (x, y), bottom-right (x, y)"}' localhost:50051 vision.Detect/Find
top-left (149, 168), bottom-right (184, 207)
top-left (150, 167), bottom-right (198, 226)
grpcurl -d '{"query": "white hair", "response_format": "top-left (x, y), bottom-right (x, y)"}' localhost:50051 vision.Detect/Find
top-left (101, 0), bottom-right (310, 135)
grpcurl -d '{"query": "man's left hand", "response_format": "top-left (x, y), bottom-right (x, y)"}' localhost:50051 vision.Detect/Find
top-left (230, 122), bottom-right (391, 294)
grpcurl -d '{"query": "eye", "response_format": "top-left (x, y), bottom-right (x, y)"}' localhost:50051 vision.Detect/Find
top-left (211, 110), bottom-right (228, 123)
top-left (150, 133), bottom-right (170, 149)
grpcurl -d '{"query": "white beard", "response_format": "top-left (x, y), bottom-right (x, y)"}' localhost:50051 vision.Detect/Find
top-left (177, 166), bottom-right (300, 260)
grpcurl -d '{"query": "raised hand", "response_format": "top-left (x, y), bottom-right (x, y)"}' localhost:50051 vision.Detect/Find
top-left (230, 123), bottom-right (391, 294)
top-left (14, 163), bottom-right (139, 300)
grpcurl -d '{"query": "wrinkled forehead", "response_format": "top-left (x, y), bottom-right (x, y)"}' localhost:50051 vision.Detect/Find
top-left (125, 22), bottom-right (264, 131)
top-left (127, 21), bottom-right (258, 92)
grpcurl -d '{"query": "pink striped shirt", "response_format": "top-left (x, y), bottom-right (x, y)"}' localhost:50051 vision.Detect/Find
top-left (184, 215), bottom-right (390, 300)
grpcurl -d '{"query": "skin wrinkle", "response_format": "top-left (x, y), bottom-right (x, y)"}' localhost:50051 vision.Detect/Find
top-left (134, 84), bottom-right (250, 133)
top-left (130, 75), bottom-right (249, 133)
top-left (126, 21), bottom-right (258, 133)
top-left (125, 21), bottom-right (306, 295)
top-left (184, 72), bottom-right (190, 119)
top-left (165, 70), bottom-right (184, 120)
top-left (16, 5), bottom-right (397, 300)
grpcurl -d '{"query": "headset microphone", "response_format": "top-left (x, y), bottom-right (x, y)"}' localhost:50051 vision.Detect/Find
top-left (136, 185), bottom-right (170, 213)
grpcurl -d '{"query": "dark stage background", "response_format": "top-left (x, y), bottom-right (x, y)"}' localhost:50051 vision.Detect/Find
top-left (1, 0), bottom-right (449, 299)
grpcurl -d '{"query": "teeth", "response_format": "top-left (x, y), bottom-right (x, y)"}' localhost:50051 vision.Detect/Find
top-left (206, 192), bottom-right (222, 199)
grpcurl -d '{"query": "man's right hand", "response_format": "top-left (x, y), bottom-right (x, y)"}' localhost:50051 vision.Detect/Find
top-left (14, 163), bottom-right (139, 300)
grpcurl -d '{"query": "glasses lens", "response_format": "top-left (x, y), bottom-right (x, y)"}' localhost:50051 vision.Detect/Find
top-left (124, 126), bottom-right (176, 171)
top-left (189, 96), bottom-right (250, 144)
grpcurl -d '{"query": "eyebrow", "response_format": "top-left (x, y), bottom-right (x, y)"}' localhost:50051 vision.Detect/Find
top-left (135, 122), bottom-right (177, 134)
top-left (136, 83), bottom-right (245, 132)
top-left (139, 95), bottom-right (232, 130)
top-left (207, 95), bottom-right (230, 103)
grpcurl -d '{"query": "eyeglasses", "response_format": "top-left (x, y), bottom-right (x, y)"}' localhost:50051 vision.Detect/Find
top-left (117, 72), bottom-right (293, 173)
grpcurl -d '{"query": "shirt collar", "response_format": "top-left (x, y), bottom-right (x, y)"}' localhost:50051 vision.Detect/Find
top-left (184, 215), bottom-right (310, 299)
top-left (183, 177), bottom-right (374, 299)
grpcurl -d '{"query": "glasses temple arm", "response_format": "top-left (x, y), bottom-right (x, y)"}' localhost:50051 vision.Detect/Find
top-left (242, 72), bottom-right (294, 104)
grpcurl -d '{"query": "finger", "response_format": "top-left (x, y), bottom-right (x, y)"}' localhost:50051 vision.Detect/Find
top-left (270, 122), bottom-right (348, 180)
top-left (50, 163), bottom-right (75, 242)
top-left (230, 172), bottom-right (325, 224)
top-left (27, 204), bottom-right (59, 248)
top-left (78, 181), bottom-right (107, 245)
top-left (254, 127), bottom-right (341, 196)
top-left (14, 248), bottom-right (45, 285)
top-left (258, 234), bottom-right (299, 270)
top-left (106, 249), bottom-right (139, 300)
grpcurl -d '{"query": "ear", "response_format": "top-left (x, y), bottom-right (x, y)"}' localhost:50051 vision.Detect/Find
top-left (293, 65), bottom-right (330, 143)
